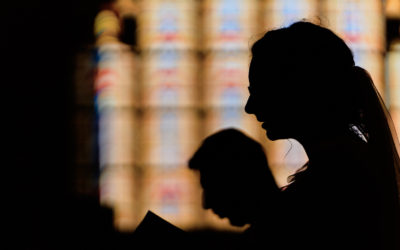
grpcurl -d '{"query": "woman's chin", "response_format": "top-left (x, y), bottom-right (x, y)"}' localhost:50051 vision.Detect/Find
top-left (266, 128), bottom-right (292, 141)
top-left (266, 130), bottom-right (280, 141)
top-left (228, 218), bottom-right (248, 227)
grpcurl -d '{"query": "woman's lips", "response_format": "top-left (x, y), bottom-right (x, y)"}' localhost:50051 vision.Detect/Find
top-left (212, 209), bottom-right (227, 218)
top-left (261, 122), bottom-right (268, 129)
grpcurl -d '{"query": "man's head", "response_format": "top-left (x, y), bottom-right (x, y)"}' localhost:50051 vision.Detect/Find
top-left (188, 128), bottom-right (279, 227)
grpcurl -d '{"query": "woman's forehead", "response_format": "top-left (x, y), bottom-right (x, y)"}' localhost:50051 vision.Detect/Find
top-left (249, 59), bottom-right (286, 86)
top-left (250, 55), bottom-right (285, 72)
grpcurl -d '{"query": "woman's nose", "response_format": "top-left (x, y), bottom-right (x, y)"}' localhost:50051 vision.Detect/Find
top-left (245, 95), bottom-right (255, 114)
top-left (202, 192), bottom-right (211, 209)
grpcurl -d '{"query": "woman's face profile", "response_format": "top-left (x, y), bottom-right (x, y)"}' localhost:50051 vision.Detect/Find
top-left (245, 57), bottom-right (300, 141)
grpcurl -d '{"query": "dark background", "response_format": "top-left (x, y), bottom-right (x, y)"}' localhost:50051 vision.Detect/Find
top-left (4, 1), bottom-right (105, 248)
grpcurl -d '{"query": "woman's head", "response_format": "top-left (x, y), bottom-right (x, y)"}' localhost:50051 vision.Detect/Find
top-left (245, 21), bottom-right (358, 140)
top-left (244, 22), bottom-right (400, 239)
top-left (188, 128), bottom-right (279, 227)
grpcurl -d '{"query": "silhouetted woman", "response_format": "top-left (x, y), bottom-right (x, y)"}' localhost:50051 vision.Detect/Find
top-left (245, 21), bottom-right (400, 250)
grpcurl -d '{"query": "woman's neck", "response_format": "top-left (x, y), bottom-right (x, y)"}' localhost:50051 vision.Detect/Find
top-left (295, 126), bottom-right (356, 163)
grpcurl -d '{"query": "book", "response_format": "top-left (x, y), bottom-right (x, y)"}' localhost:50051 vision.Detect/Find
top-left (134, 210), bottom-right (185, 236)
top-left (133, 210), bottom-right (190, 249)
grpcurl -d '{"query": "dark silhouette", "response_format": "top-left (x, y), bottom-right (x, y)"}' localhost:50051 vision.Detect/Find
top-left (189, 128), bottom-right (282, 248)
top-left (132, 210), bottom-right (190, 250)
top-left (245, 21), bottom-right (400, 250)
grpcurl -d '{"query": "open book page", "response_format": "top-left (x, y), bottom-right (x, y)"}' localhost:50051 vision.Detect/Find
top-left (134, 210), bottom-right (185, 236)
top-left (133, 210), bottom-right (191, 249)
